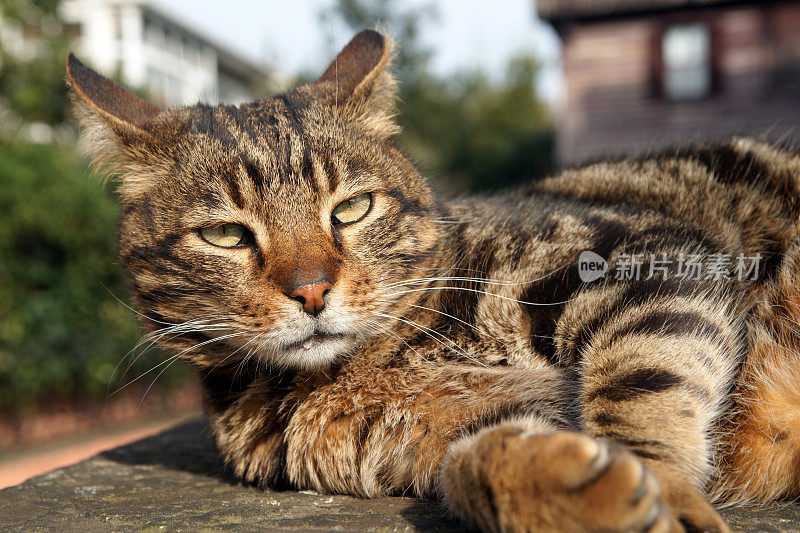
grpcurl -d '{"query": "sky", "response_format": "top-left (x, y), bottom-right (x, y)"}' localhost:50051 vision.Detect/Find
top-left (150, 0), bottom-right (563, 100)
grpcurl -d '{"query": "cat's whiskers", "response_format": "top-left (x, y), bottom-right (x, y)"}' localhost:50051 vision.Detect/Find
top-left (375, 258), bottom-right (502, 287)
top-left (385, 285), bottom-right (579, 307)
top-left (362, 318), bottom-right (423, 360)
top-left (371, 311), bottom-right (486, 367)
top-left (138, 355), bottom-right (182, 408)
top-left (138, 319), bottom-right (237, 350)
top-left (207, 333), bottom-right (259, 374)
top-left (402, 264), bottom-right (547, 278)
top-left (102, 284), bottom-right (180, 326)
top-left (433, 218), bottom-right (484, 224)
top-left (375, 268), bottom-right (411, 285)
top-left (109, 316), bottom-right (239, 390)
top-left (231, 332), bottom-right (270, 381)
top-left (138, 321), bottom-right (248, 407)
top-left (378, 299), bottom-right (486, 336)
top-left (234, 345), bottom-right (261, 383)
top-left (433, 214), bottom-right (489, 225)
top-left (231, 332), bottom-right (282, 387)
top-left (110, 331), bottom-right (247, 397)
top-left (378, 299), bottom-right (560, 344)
top-left (383, 270), bottom-right (559, 289)
top-left (106, 315), bottom-right (230, 392)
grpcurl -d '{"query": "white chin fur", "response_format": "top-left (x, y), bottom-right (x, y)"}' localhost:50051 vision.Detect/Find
top-left (269, 335), bottom-right (357, 370)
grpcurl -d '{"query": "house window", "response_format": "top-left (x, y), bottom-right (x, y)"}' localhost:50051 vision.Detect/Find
top-left (144, 18), bottom-right (165, 47)
top-left (113, 7), bottom-right (123, 41)
top-left (661, 22), bottom-right (711, 100)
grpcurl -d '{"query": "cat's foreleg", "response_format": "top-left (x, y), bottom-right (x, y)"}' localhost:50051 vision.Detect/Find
top-left (216, 362), bottom-right (678, 531)
top-left (279, 364), bottom-right (572, 498)
top-left (282, 362), bottom-right (676, 531)
top-left (558, 280), bottom-right (742, 532)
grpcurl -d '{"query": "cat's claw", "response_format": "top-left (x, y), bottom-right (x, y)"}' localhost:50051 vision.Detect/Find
top-left (443, 426), bottom-right (684, 533)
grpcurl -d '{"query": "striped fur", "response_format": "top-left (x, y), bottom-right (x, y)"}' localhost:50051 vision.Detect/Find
top-left (68, 30), bottom-right (800, 532)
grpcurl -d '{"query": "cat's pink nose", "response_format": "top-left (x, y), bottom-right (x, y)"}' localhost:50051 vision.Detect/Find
top-left (290, 281), bottom-right (333, 316)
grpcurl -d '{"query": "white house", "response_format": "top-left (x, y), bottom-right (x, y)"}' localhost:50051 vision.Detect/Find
top-left (59, 0), bottom-right (269, 106)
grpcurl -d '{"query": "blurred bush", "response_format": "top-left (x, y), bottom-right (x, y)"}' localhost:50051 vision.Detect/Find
top-left (401, 56), bottom-right (553, 191)
top-left (0, 0), bottom-right (71, 125)
top-left (0, 1), bottom-right (188, 413)
top-left (0, 139), bottom-right (186, 411)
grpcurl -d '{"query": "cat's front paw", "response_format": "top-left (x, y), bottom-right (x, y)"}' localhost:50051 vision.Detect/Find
top-left (442, 425), bottom-right (680, 533)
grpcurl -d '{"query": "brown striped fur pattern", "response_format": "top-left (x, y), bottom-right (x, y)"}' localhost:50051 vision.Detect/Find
top-left (68, 30), bottom-right (800, 532)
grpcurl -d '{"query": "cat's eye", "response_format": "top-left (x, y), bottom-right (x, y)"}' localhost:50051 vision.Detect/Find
top-left (331, 193), bottom-right (372, 226)
top-left (199, 224), bottom-right (253, 248)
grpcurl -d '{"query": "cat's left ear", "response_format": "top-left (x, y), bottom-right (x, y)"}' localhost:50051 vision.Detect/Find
top-left (315, 29), bottom-right (399, 136)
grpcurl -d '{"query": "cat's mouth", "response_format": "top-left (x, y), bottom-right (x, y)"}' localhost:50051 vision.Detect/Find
top-left (270, 322), bottom-right (360, 369)
top-left (290, 332), bottom-right (346, 351)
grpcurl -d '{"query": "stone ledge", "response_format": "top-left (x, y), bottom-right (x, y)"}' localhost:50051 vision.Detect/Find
top-left (0, 419), bottom-right (797, 532)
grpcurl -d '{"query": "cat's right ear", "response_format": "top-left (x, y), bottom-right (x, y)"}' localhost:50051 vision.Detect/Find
top-left (66, 54), bottom-right (162, 169)
top-left (67, 53), bottom-right (161, 132)
top-left (314, 30), bottom-right (399, 137)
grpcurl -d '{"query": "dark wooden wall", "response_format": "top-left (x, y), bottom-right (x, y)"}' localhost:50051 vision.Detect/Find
top-left (553, 2), bottom-right (800, 165)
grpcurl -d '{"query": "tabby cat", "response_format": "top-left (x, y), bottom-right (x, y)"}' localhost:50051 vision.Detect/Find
top-left (67, 30), bottom-right (800, 532)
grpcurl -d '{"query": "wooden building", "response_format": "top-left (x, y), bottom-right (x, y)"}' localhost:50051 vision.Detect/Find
top-left (537, 0), bottom-right (800, 165)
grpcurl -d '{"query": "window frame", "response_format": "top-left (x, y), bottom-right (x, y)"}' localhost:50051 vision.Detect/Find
top-left (650, 15), bottom-right (721, 101)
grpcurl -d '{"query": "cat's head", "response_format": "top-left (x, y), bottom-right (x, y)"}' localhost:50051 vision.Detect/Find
top-left (68, 30), bottom-right (441, 370)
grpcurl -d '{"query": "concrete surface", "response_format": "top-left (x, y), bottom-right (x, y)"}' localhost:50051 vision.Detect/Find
top-left (0, 418), bottom-right (797, 532)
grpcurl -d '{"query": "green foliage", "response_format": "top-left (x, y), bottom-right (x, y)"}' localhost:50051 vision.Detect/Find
top-left (0, 139), bottom-right (186, 411)
top-left (0, 0), bottom-right (72, 125)
top-left (402, 57), bottom-right (553, 191)
top-left (322, 0), bottom-right (553, 192)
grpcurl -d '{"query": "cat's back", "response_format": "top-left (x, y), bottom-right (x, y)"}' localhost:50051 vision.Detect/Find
top-left (530, 138), bottom-right (800, 256)
top-left (444, 138), bottom-right (800, 275)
